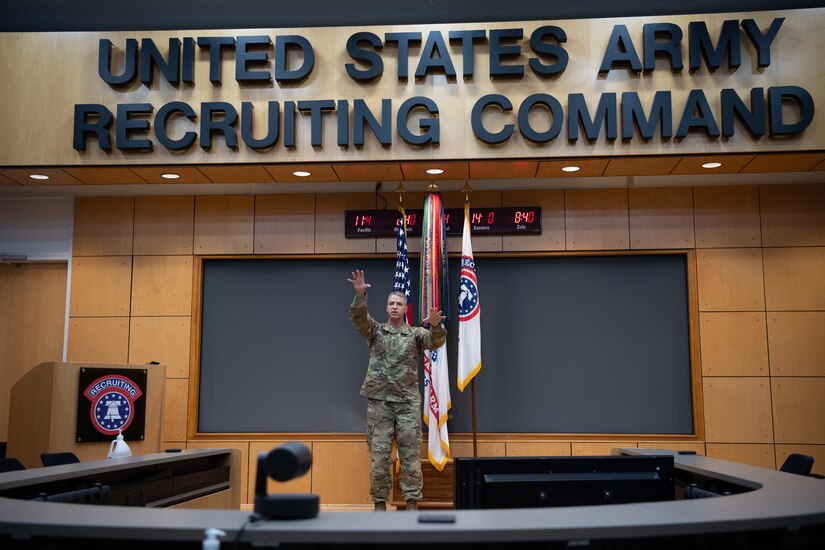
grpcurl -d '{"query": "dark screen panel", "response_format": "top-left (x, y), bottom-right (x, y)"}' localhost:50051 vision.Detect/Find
top-left (454, 455), bottom-right (676, 509)
top-left (197, 254), bottom-right (694, 434)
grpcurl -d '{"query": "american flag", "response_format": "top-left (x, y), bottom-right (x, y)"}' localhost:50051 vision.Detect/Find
top-left (393, 206), bottom-right (413, 325)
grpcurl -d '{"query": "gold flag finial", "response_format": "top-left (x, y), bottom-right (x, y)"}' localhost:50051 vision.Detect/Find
top-left (462, 181), bottom-right (472, 204)
top-left (395, 182), bottom-right (406, 206)
top-left (428, 181), bottom-right (439, 193)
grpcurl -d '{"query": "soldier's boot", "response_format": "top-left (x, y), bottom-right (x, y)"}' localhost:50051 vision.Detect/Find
top-left (373, 501), bottom-right (387, 512)
top-left (406, 500), bottom-right (418, 511)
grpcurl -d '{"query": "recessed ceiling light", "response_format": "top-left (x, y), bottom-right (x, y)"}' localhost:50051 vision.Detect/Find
top-left (561, 166), bottom-right (581, 173)
top-left (293, 171), bottom-right (311, 177)
top-left (425, 168), bottom-right (444, 175)
top-left (161, 173), bottom-right (180, 179)
top-left (702, 162), bottom-right (722, 169)
top-left (29, 174), bottom-right (50, 180)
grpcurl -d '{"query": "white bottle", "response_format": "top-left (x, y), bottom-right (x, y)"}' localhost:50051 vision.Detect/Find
top-left (203, 528), bottom-right (226, 550)
top-left (107, 428), bottom-right (132, 459)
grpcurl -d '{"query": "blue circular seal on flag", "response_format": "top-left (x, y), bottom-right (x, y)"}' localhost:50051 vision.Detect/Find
top-left (83, 374), bottom-right (143, 436)
top-left (458, 269), bottom-right (480, 322)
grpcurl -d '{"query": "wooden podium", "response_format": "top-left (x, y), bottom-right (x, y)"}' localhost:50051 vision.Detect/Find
top-left (7, 362), bottom-right (165, 468)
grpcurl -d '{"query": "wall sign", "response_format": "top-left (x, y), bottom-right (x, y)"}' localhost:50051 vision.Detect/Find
top-left (1, 9), bottom-right (823, 166)
top-left (76, 367), bottom-right (147, 442)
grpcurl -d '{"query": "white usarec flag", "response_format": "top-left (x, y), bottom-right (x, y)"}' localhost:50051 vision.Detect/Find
top-left (423, 344), bottom-right (451, 471)
top-left (457, 205), bottom-right (482, 391)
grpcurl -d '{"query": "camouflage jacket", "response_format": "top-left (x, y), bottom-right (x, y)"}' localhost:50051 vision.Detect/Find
top-left (349, 293), bottom-right (446, 404)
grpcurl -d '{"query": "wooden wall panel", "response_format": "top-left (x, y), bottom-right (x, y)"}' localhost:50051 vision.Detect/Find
top-left (706, 444), bottom-right (776, 469)
top-left (693, 186), bottom-right (761, 248)
top-left (502, 189), bottom-right (565, 251)
top-left (10, 184), bottom-right (825, 508)
top-left (565, 189), bottom-right (629, 250)
top-left (775, 444), bottom-right (825, 473)
top-left (703, 378), bottom-right (773, 443)
top-left (699, 313), bottom-right (768, 376)
top-left (572, 442), bottom-right (637, 456)
top-left (450, 442), bottom-right (505, 457)
top-left (133, 196), bottom-right (194, 255)
top-left (768, 312), bottom-right (825, 377)
top-left (128, 317), bottom-right (191, 378)
top-left (69, 256), bottom-right (132, 316)
top-left (188, 440), bottom-right (250, 506)
top-left (73, 197), bottom-right (134, 256)
top-left (249, 441), bottom-right (313, 503)
top-left (764, 247), bottom-right (825, 311)
top-left (194, 195), bottom-right (254, 255)
top-left (315, 194), bottom-right (376, 254)
top-left (760, 183), bottom-right (825, 247)
top-left (255, 194), bottom-right (315, 254)
top-left (441, 190), bottom-right (502, 253)
top-left (67, 317), bottom-right (129, 364)
top-left (131, 256), bottom-right (193, 316)
top-left (772, 378), bottom-right (825, 444)
top-left (628, 187), bottom-right (694, 250)
top-left (696, 249), bottom-right (764, 311)
top-left (162, 378), bottom-right (188, 442)
top-left (0, 263), bottom-right (67, 441)
top-left (506, 442), bottom-right (571, 456)
top-left (312, 441), bottom-right (371, 504)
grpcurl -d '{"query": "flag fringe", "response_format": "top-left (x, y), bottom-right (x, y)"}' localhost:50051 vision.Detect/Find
top-left (427, 449), bottom-right (450, 472)
top-left (457, 361), bottom-right (482, 392)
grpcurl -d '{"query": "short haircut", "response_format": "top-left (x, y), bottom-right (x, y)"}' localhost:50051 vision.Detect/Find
top-left (387, 291), bottom-right (407, 304)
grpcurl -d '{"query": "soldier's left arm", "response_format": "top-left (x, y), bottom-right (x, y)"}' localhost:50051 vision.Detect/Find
top-left (421, 322), bottom-right (446, 350)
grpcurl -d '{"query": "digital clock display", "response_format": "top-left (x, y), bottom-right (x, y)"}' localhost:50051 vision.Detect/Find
top-left (345, 207), bottom-right (541, 237)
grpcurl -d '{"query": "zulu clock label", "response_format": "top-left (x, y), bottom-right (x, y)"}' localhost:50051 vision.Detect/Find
top-left (76, 368), bottom-right (147, 442)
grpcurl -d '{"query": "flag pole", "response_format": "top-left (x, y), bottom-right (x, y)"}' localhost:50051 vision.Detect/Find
top-left (462, 182), bottom-right (479, 458)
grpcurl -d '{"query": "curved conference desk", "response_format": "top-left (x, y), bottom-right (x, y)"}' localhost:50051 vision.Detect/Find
top-left (1, 448), bottom-right (824, 548)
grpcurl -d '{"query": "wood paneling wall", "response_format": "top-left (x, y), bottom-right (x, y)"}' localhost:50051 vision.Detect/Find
top-left (51, 182), bottom-right (825, 506)
top-left (0, 264), bottom-right (67, 441)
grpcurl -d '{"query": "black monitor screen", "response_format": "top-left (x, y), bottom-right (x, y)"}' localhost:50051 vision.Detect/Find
top-left (455, 455), bottom-right (675, 509)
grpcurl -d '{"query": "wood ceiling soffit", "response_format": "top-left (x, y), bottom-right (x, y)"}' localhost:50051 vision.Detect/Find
top-left (264, 164), bottom-right (339, 182)
top-left (741, 152), bottom-right (825, 173)
top-left (470, 161), bottom-right (538, 179)
top-left (0, 172), bottom-right (20, 185)
top-left (536, 159), bottom-right (609, 178)
top-left (0, 168), bottom-right (85, 185)
top-left (129, 166), bottom-right (212, 184)
top-left (196, 165), bottom-right (275, 183)
top-left (399, 162), bottom-right (470, 180)
top-left (332, 163), bottom-right (404, 182)
top-left (603, 156), bottom-right (681, 176)
top-left (64, 167), bottom-right (148, 184)
top-left (670, 154), bottom-right (755, 175)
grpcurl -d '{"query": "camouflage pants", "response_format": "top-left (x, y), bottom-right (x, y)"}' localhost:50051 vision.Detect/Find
top-left (366, 398), bottom-right (423, 502)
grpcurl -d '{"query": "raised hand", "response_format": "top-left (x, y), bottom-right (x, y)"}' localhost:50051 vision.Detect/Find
top-left (426, 306), bottom-right (444, 327)
top-left (347, 270), bottom-right (371, 295)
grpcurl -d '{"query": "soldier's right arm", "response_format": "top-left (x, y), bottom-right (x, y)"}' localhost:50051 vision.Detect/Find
top-left (349, 293), bottom-right (375, 341)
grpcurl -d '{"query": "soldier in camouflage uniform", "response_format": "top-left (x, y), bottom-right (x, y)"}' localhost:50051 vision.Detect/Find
top-left (347, 270), bottom-right (446, 512)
